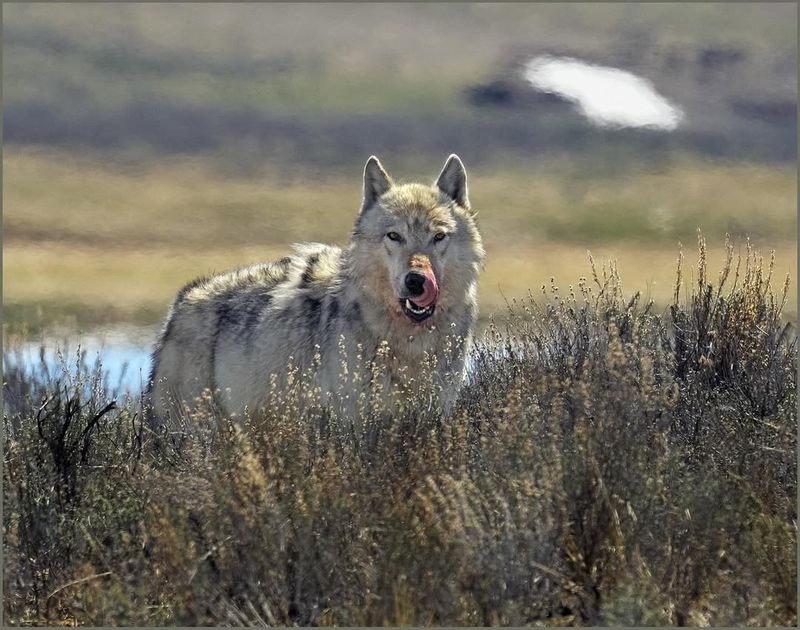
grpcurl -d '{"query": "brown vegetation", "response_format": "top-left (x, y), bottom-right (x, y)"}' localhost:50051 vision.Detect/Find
top-left (3, 241), bottom-right (795, 626)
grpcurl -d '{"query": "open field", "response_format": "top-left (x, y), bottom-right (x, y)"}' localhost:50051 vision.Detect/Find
top-left (6, 3), bottom-right (794, 116)
top-left (4, 4), bottom-right (795, 335)
top-left (3, 148), bottom-right (796, 335)
top-left (4, 4), bottom-right (796, 164)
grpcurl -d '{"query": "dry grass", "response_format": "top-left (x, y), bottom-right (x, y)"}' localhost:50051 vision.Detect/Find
top-left (4, 240), bottom-right (796, 333)
top-left (3, 243), bottom-right (795, 626)
top-left (3, 148), bottom-right (796, 332)
top-left (5, 149), bottom-right (796, 247)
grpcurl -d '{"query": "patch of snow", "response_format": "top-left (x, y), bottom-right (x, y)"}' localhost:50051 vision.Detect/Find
top-left (524, 55), bottom-right (684, 130)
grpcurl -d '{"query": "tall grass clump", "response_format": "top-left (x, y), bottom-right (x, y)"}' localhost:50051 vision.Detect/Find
top-left (3, 238), bottom-right (796, 626)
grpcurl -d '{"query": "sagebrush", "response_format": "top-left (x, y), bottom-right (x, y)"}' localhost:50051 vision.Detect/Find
top-left (3, 238), bottom-right (796, 626)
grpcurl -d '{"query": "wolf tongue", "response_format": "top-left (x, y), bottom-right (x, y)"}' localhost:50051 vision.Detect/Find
top-left (413, 271), bottom-right (439, 308)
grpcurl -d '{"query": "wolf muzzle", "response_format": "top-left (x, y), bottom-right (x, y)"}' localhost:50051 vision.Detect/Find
top-left (404, 270), bottom-right (438, 308)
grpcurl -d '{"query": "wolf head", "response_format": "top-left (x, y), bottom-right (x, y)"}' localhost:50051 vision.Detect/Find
top-left (349, 155), bottom-right (485, 328)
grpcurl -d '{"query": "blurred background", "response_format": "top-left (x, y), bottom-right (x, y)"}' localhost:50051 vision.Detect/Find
top-left (3, 3), bottom-right (797, 379)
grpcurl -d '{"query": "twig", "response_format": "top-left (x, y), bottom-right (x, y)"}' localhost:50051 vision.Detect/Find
top-left (46, 572), bottom-right (113, 602)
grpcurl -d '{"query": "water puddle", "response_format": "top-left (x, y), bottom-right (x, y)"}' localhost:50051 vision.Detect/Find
top-left (3, 326), bottom-right (156, 395)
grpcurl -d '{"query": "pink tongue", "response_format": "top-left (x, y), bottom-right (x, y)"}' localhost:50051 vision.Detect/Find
top-left (413, 271), bottom-right (439, 308)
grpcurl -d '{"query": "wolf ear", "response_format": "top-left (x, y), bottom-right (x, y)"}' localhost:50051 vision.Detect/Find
top-left (435, 154), bottom-right (469, 208)
top-left (361, 156), bottom-right (393, 212)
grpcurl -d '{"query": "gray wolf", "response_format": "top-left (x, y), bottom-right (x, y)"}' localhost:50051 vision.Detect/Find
top-left (147, 155), bottom-right (484, 426)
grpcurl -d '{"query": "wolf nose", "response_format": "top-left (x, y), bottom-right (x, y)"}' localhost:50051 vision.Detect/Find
top-left (405, 272), bottom-right (426, 296)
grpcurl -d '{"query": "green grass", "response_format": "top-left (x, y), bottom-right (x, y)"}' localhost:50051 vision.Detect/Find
top-left (4, 4), bottom-right (795, 117)
top-left (3, 243), bottom-right (795, 625)
top-left (4, 42), bottom-right (462, 117)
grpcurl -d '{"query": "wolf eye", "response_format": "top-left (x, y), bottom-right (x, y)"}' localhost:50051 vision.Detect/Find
top-left (433, 232), bottom-right (447, 242)
top-left (386, 231), bottom-right (402, 242)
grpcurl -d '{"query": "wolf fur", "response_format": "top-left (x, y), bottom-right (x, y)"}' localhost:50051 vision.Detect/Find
top-left (147, 155), bottom-right (484, 425)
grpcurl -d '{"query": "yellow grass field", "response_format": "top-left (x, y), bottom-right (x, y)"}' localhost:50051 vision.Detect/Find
top-left (3, 148), bottom-right (796, 333)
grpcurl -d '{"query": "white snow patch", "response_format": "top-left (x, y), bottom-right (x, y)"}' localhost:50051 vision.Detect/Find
top-left (524, 55), bottom-right (684, 131)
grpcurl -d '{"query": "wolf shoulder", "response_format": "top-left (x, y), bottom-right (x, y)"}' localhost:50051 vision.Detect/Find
top-left (175, 242), bottom-right (341, 308)
top-left (160, 244), bottom-right (342, 352)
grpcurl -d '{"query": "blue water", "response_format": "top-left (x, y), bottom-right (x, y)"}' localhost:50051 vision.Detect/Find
top-left (4, 336), bottom-right (153, 395)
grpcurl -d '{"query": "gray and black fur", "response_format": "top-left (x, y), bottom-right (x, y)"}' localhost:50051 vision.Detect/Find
top-left (147, 155), bottom-right (484, 425)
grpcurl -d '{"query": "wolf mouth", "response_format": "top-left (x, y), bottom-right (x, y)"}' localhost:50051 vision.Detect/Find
top-left (400, 298), bottom-right (436, 323)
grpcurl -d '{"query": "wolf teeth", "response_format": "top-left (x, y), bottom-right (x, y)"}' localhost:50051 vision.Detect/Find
top-left (405, 299), bottom-right (429, 314)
